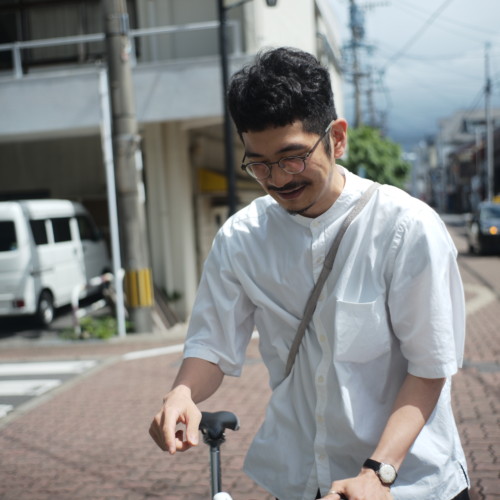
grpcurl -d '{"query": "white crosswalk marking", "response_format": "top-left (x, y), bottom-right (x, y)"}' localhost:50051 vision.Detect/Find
top-left (0, 404), bottom-right (13, 418)
top-left (0, 379), bottom-right (62, 396)
top-left (0, 360), bottom-right (97, 376)
top-left (0, 360), bottom-right (98, 420)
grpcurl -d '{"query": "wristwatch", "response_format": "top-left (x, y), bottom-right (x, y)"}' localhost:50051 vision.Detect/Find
top-left (362, 458), bottom-right (397, 486)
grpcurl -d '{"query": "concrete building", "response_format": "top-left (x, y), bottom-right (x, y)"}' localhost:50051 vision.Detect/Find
top-left (413, 108), bottom-right (500, 214)
top-left (0, 0), bottom-right (345, 321)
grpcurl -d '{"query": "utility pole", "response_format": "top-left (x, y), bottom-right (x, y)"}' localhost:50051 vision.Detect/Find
top-left (349, 0), bottom-right (363, 128)
top-left (217, 0), bottom-right (238, 217)
top-left (103, 0), bottom-right (154, 333)
top-left (485, 42), bottom-right (494, 201)
top-left (345, 1), bottom-right (390, 129)
top-left (217, 0), bottom-right (278, 216)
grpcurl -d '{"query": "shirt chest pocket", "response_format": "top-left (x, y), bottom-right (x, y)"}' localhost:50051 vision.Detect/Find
top-left (333, 296), bottom-right (392, 363)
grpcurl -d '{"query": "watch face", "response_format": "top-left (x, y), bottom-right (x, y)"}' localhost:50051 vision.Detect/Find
top-left (379, 463), bottom-right (397, 484)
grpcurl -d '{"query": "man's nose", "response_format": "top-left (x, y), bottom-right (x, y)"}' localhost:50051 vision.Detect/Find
top-left (267, 164), bottom-right (294, 188)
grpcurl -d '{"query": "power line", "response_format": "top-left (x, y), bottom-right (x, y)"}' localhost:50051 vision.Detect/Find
top-left (397, 0), bottom-right (499, 37)
top-left (392, 2), bottom-right (495, 45)
top-left (383, 0), bottom-right (456, 70)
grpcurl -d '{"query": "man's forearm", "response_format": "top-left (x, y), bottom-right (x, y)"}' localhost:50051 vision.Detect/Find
top-left (370, 373), bottom-right (446, 469)
top-left (324, 374), bottom-right (446, 499)
top-left (171, 357), bottom-right (225, 403)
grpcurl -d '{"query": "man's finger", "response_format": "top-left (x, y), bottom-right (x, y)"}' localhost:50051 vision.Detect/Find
top-left (163, 409), bottom-right (180, 454)
top-left (186, 409), bottom-right (202, 446)
top-left (323, 490), bottom-right (347, 500)
top-left (148, 420), bottom-right (167, 451)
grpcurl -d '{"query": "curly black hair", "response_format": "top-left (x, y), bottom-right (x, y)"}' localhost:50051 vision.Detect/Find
top-left (228, 47), bottom-right (337, 141)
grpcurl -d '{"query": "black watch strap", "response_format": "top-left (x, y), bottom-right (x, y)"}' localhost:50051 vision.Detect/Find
top-left (363, 458), bottom-right (382, 470)
top-left (363, 458), bottom-right (397, 486)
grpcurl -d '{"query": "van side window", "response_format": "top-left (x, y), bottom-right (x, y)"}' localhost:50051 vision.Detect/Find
top-left (0, 221), bottom-right (17, 251)
top-left (77, 215), bottom-right (99, 241)
top-left (30, 220), bottom-right (49, 245)
top-left (51, 217), bottom-right (72, 242)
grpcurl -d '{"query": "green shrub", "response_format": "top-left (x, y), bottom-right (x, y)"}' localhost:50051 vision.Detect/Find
top-left (61, 315), bottom-right (132, 340)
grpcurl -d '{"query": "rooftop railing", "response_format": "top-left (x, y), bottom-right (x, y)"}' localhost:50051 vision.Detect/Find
top-left (0, 20), bottom-right (242, 79)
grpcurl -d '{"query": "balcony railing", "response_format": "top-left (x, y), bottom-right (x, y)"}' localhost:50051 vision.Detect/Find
top-left (0, 20), bottom-right (243, 79)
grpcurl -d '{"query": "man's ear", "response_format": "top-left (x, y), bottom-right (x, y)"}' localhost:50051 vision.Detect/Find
top-left (330, 119), bottom-right (348, 159)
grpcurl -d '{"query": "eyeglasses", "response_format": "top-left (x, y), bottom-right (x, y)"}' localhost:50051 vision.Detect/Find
top-left (240, 121), bottom-right (334, 180)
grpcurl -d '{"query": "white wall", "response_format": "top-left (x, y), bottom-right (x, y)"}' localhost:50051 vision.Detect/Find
top-left (143, 121), bottom-right (197, 320)
top-left (245, 0), bottom-right (316, 53)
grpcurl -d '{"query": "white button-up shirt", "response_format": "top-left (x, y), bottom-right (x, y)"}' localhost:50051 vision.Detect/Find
top-left (184, 169), bottom-right (468, 500)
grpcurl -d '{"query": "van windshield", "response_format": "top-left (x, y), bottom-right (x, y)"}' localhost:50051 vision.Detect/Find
top-left (0, 221), bottom-right (17, 252)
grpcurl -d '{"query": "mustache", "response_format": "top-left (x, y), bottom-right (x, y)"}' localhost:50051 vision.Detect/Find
top-left (267, 181), bottom-right (310, 193)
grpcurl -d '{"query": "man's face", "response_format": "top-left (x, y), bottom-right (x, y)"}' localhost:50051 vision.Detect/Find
top-left (241, 120), bottom-right (347, 218)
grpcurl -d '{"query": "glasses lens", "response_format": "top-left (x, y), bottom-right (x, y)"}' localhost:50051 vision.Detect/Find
top-left (279, 157), bottom-right (306, 174)
top-left (247, 163), bottom-right (270, 179)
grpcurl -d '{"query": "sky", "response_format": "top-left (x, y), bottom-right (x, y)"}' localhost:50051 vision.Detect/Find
top-left (328, 0), bottom-right (500, 151)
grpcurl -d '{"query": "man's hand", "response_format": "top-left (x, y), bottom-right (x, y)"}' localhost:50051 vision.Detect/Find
top-left (320, 469), bottom-right (393, 500)
top-left (149, 385), bottom-right (202, 454)
top-left (149, 357), bottom-right (225, 454)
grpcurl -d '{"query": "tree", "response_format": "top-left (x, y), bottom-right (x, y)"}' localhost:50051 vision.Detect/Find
top-left (340, 126), bottom-right (410, 189)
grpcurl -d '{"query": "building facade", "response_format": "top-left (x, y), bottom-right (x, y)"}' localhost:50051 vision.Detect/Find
top-left (0, 0), bottom-right (345, 320)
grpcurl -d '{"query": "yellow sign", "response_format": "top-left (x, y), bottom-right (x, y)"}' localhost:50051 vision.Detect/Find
top-left (124, 268), bottom-right (154, 308)
top-left (199, 169), bottom-right (227, 192)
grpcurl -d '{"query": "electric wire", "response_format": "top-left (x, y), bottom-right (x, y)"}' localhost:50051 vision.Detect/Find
top-left (396, 0), bottom-right (499, 37)
top-left (383, 0), bottom-right (456, 70)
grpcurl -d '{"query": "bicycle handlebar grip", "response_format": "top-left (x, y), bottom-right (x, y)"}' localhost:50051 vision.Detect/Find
top-left (199, 411), bottom-right (240, 442)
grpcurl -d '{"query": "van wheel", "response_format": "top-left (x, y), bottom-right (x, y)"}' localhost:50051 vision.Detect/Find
top-left (36, 291), bottom-right (55, 327)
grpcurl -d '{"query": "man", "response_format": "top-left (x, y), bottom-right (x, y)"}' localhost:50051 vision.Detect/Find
top-left (150, 48), bottom-right (469, 500)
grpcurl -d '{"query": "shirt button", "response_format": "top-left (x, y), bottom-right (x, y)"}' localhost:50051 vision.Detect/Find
top-left (317, 415), bottom-right (324, 423)
top-left (319, 335), bottom-right (326, 343)
top-left (318, 453), bottom-right (326, 461)
top-left (317, 375), bottom-right (325, 384)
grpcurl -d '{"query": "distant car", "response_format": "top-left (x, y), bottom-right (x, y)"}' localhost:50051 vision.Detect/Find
top-left (466, 202), bottom-right (500, 255)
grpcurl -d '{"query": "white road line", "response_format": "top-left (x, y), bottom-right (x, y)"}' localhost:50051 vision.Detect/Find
top-left (0, 405), bottom-right (13, 418)
top-left (122, 331), bottom-right (260, 361)
top-left (464, 283), bottom-right (496, 315)
top-left (0, 360), bottom-right (97, 376)
top-left (122, 344), bottom-right (184, 361)
top-left (0, 379), bottom-right (62, 396)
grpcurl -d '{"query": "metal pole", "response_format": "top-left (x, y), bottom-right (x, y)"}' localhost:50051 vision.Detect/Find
top-left (217, 0), bottom-right (238, 216)
top-left (485, 42), bottom-right (494, 201)
top-left (103, 0), bottom-right (154, 333)
top-left (209, 446), bottom-right (222, 496)
top-left (99, 69), bottom-right (127, 338)
top-left (349, 0), bottom-right (363, 128)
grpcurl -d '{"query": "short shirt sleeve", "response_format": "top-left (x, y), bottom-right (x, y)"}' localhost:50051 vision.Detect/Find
top-left (183, 228), bottom-right (256, 377)
top-left (387, 207), bottom-right (466, 378)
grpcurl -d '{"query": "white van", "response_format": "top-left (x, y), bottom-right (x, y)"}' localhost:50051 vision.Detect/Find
top-left (0, 200), bottom-right (110, 326)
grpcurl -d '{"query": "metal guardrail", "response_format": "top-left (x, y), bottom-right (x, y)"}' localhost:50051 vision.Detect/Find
top-left (0, 20), bottom-right (242, 79)
top-left (71, 270), bottom-right (124, 337)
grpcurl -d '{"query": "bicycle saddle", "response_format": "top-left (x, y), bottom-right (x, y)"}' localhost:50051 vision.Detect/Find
top-left (199, 411), bottom-right (240, 442)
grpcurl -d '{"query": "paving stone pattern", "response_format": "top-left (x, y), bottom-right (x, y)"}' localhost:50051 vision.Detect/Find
top-left (0, 229), bottom-right (498, 499)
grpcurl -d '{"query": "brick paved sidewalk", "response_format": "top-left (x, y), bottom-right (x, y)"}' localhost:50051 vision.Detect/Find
top-left (452, 271), bottom-right (500, 500)
top-left (0, 338), bottom-right (273, 500)
top-left (0, 230), bottom-right (498, 499)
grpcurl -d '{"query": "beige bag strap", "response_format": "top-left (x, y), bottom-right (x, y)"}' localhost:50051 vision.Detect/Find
top-left (284, 182), bottom-right (380, 378)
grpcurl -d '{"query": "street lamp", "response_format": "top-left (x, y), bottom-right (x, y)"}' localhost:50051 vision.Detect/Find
top-left (217, 0), bottom-right (278, 216)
